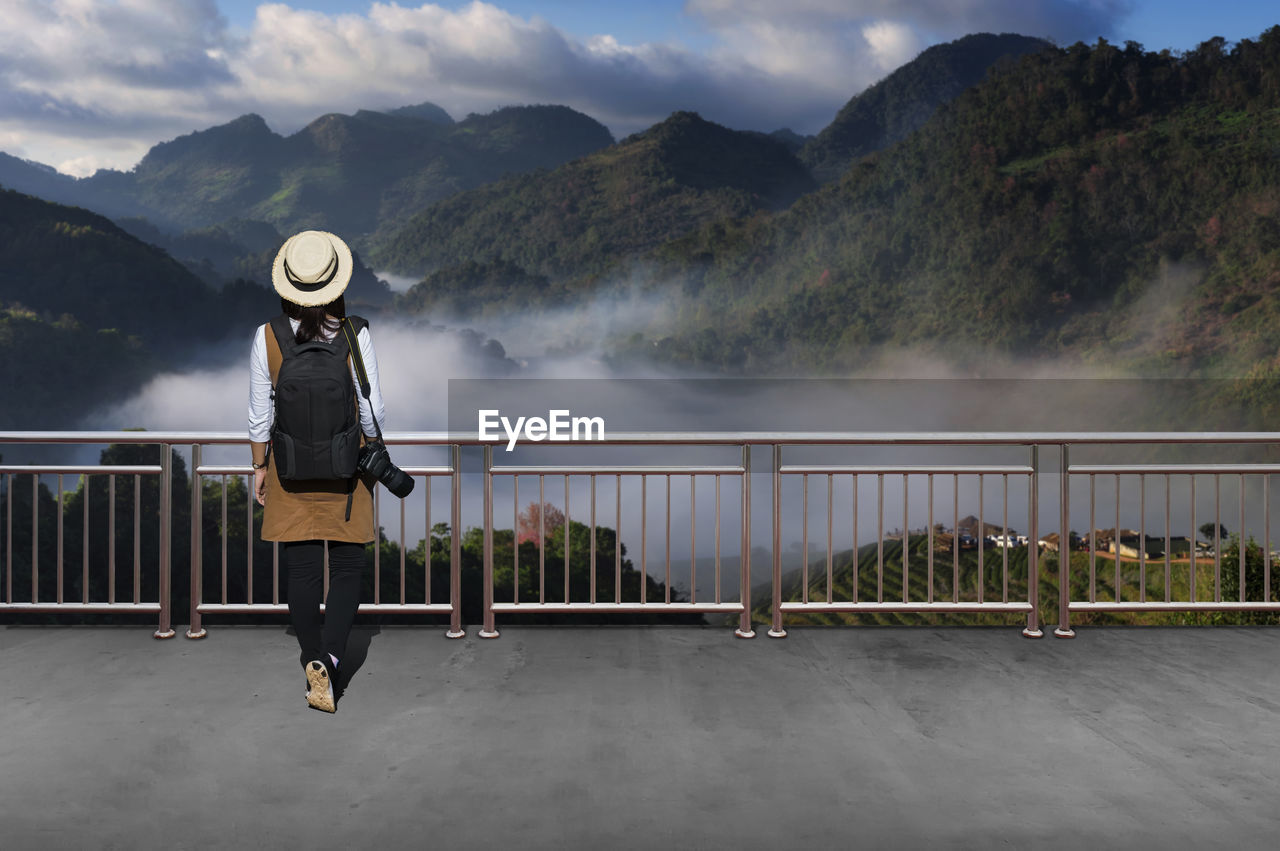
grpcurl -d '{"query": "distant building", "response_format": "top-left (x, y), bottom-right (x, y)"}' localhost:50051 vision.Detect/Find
top-left (1038, 532), bottom-right (1081, 552)
top-left (1108, 534), bottom-right (1166, 558)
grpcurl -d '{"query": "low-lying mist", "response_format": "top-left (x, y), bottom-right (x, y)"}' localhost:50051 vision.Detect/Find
top-left (82, 268), bottom-right (1270, 440)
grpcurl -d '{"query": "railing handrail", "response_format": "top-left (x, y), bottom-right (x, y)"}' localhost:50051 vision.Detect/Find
top-left (0, 465), bottom-right (162, 475)
top-left (5, 430), bottom-right (1280, 446)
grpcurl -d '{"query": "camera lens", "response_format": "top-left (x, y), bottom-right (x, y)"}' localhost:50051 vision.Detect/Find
top-left (357, 440), bottom-right (414, 498)
top-left (382, 465), bottom-right (414, 498)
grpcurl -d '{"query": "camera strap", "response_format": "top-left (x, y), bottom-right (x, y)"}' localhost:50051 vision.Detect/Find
top-left (341, 318), bottom-right (383, 443)
top-left (340, 317), bottom-right (381, 522)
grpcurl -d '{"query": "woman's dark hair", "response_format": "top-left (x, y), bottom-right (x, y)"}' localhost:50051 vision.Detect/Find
top-left (281, 295), bottom-right (345, 343)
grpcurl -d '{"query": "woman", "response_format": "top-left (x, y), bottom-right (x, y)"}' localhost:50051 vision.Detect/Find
top-left (248, 229), bottom-right (387, 713)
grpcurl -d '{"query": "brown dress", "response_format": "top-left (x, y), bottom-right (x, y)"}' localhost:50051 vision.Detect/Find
top-left (259, 322), bottom-right (377, 544)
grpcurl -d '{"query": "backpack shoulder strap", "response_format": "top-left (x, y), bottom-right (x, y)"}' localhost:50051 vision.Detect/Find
top-left (339, 315), bottom-right (382, 444)
top-left (267, 315), bottom-right (296, 367)
top-left (264, 320), bottom-right (285, 384)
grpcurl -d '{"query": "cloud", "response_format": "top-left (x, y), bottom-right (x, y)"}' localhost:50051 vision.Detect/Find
top-left (0, 0), bottom-right (239, 173)
top-left (862, 21), bottom-right (926, 71)
top-left (683, 0), bottom-right (1132, 101)
top-left (0, 0), bottom-right (1131, 175)
top-left (685, 0), bottom-right (1131, 44)
top-left (370, 270), bottom-right (420, 294)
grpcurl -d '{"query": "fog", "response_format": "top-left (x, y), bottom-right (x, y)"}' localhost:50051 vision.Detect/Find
top-left (370, 270), bottom-right (421, 294)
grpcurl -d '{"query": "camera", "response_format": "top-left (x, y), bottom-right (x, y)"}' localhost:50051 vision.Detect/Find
top-left (356, 440), bottom-right (414, 498)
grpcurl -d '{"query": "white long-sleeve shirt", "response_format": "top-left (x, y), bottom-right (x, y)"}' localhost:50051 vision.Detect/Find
top-left (248, 318), bottom-right (387, 443)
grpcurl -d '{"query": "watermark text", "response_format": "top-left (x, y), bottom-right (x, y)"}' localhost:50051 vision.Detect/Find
top-left (478, 409), bottom-right (605, 451)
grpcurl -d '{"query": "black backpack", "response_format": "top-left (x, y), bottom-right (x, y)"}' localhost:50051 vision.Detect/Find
top-left (269, 314), bottom-right (367, 481)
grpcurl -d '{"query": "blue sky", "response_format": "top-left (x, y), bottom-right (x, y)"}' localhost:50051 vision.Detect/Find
top-left (1120, 0), bottom-right (1280, 52)
top-left (1, 1), bottom-right (1276, 176)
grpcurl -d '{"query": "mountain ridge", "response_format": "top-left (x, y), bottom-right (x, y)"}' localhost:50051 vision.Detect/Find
top-left (374, 109), bottom-right (816, 284)
top-left (800, 32), bottom-right (1054, 182)
top-left (0, 104), bottom-right (616, 242)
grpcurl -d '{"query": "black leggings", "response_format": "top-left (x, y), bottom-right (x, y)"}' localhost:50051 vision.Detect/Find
top-left (283, 540), bottom-right (365, 666)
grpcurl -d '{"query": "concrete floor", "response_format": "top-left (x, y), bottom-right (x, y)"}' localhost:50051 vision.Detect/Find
top-left (1, 624), bottom-right (1278, 850)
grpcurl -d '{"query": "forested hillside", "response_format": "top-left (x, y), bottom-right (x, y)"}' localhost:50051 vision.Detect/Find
top-left (0, 306), bottom-right (154, 428)
top-left (375, 111), bottom-right (816, 288)
top-left (0, 188), bottom-right (280, 426)
top-left (799, 32), bottom-right (1051, 182)
top-left (0, 188), bottom-right (220, 344)
top-left (114, 216), bottom-right (392, 305)
top-left (635, 30), bottom-right (1280, 384)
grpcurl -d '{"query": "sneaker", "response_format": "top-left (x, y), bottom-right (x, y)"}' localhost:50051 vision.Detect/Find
top-left (304, 659), bottom-right (336, 713)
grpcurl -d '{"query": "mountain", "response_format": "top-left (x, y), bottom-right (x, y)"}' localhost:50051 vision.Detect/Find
top-left (382, 101), bottom-right (454, 124)
top-left (122, 113), bottom-right (288, 229)
top-left (0, 305), bottom-right (155, 429)
top-left (0, 188), bottom-right (221, 344)
top-left (634, 30), bottom-right (1280, 388)
top-left (374, 110), bottom-right (817, 285)
top-left (0, 187), bottom-right (277, 427)
top-left (800, 32), bottom-right (1053, 183)
top-left (114, 216), bottom-right (393, 305)
top-left (261, 104), bottom-right (613, 241)
top-left (0, 153), bottom-right (151, 222)
top-left (394, 259), bottom-right (556, 318)
top-left (0, 152), bottom-right (78, 205)
top-left (1, 104), bottom-right (614, 243)
top-left (762, 128), bottom-right (812, 155)
top-left (112, 216), bottom-right (267, 287)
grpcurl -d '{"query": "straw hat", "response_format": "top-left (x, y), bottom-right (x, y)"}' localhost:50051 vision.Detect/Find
top-left (271, 230), bottom-right (353, 307)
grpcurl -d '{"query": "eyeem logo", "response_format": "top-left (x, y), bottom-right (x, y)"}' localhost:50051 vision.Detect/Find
top-left (479, 409), bottom-right (606, 451)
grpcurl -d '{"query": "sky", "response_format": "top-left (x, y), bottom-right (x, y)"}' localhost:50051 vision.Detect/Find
top-left (0, 0), bottom-right (1276, 177)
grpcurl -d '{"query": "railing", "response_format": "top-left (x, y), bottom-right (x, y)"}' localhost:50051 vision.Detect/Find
top-left (770, 446), bottom-right (1041, 638)
top-left (0, 458), bottom-right (171, 636)
top-left (186, 440), bottom-right (464, 639)
top-left (2, 431), bottom-right (1279, 640)
top-left (1059, 442), bottom-right (1280, 636)
top-left (479, 441), bottom-right (754, 638)
top-left (0, 431), bottom-right (465, 639)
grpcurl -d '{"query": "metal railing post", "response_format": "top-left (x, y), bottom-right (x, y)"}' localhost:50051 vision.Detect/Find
top-left (769, 443), bottom-right (786, 637)
top-left (32, 474), bottom-right (38, 604)
top-left (154, 444), bottom-right (175, 639)
top-left (1023, 444), bottom-right (1043, 638)
top-left (1055, 444), bottom-right (1075, 637)
top-left (736, 444), bottom-right (755, 638)
top-left (447, 444), bottom-right (465, 638)
top-left (479, 443), bottom-right (499, 638)
top-left (186, 444), bottom-right (206, 638)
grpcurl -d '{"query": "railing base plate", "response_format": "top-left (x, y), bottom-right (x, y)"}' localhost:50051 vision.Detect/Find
top-left (478, 629), bottom-right (500, 639)
top-left (1021, 627), bottom-right (1044, 638)
top-left (153, 629), bottom-right (176, 640)
top-left (185, 628), bottom-right (207, 639)
top-left (734, 628), bottom-right (756, 639)
top-left (1054, 627), bottom-right (1077, 638)
top-left (767, 628), bottom-right (787, 638)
